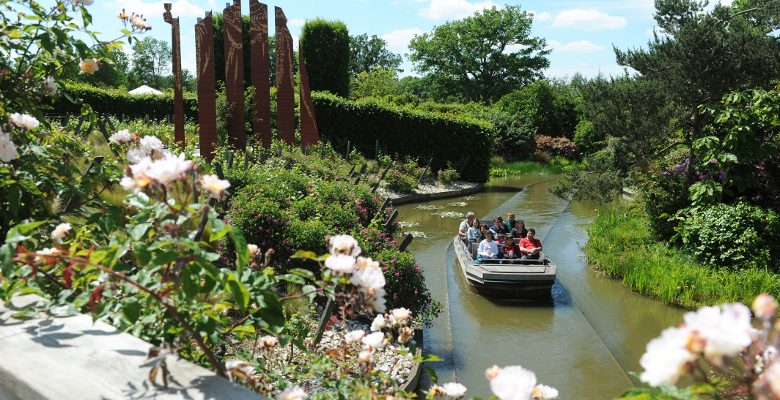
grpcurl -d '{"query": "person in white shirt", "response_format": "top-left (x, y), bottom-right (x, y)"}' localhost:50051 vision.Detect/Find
top-left (458, 211), bottom-right (475, 239)
top-left (466, 218), bottom-right (481, 243)
top-left (477, 231), bottom-right (499, 259)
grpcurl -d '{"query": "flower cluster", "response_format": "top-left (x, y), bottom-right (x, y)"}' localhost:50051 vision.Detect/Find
top-left (1, 113), bottom-right (41, 163)
top-left (637, 294), bottom-right (780, 399)
top-left (428, 364), bottom-right (558, 400)
top-left (325, 235), bottom-right (386, 313)
top-left (117, 9), bottom-right (152, 32)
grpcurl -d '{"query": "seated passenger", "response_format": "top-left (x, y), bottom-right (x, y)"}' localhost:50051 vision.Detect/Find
top-left (479, 224), bottom-right (490, 240)
top-left (518, 228), bottom-right (542, 259)
top-left (477, 231), bottom-right (500, 259)
top-left (466, 219), bottom-right (481, 243)
top-left (511, 220), bottom-right (528, 239)
top-left (506, 212), bottom-right (517, 231)
top-left (490, 216), bottom-right (509, 235)
top-left (458, 211), bottom-right (475, 239)
top-left (502, 234), bottom-right (519, 259)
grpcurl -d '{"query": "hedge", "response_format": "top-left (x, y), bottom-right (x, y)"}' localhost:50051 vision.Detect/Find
top-left (311, 91), bottom-right (492, 182)
top-left (53, 82), bottom-right (198, 121)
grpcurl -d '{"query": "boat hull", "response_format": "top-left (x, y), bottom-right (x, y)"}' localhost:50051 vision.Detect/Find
top-left (453, 237), bottom-right (556, 299)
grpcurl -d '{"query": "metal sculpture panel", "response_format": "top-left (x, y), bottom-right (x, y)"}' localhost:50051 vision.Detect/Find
top-left (195, 13), bottom-right (217, 160)
top-left (250, 1), bottom-right (271, 148)
top-left (223, 0), bottom-right (245, 150)
top-left (163, 3), bottom-right (185, 146)
top-left (275, 6), bottom-right (296, 145)
top-left (298, 44), bottom-right (319, 148)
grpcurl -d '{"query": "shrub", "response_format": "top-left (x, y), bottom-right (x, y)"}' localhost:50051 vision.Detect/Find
top-left (678, 202), bottom-right (780, 270)
top-left (373, 249), bottom-right (441, 325)
top-left (384, 170), bottom-right (416, 193)
top-left (300, 19), bottom-right (350, 97)
top-left (639, 168), bottom-right (690, 239)
top-left (437, 164), bottom-right (460, 184)
top-left (573, 119), bottom-right (604, 155)
top-left (489, 111), bottom-right (536, 161)
top-left (534, 135), bottom-right (578, 159)
top-left (312, 91), bottom-right (492, 182)
top-left (54, 82), bottom-right (198, 120)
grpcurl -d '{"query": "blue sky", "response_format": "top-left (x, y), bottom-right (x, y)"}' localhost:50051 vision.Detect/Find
top-left (86, 0), bottom-right (733, 81)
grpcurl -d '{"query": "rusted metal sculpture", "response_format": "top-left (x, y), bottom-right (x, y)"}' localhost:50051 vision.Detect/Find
top-left (163, 3), bottom-right (185, 147)
top-left (223, 0), bottom-right (245, 151)
top-left (275, 6), bottom-right (296, 145)
top-left (249, 0), bottom-right (272, 148)
top-left (298, 43), bottom-right (319, 148)
top-left (195, 13), bottom-right (217, 160)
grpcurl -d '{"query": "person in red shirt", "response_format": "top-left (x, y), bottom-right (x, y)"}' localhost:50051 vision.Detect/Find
top-left (502, 234), bottom-right (519, 259)
top-left (518, 228), bottom-right (542, 259)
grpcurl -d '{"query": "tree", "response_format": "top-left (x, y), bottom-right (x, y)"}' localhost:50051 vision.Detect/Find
top-left (300, 18), bottom-right (350, 97)
top-left (349, 34), bottom-right (402, 75)
top-left (350, 68), bottom-right (399, 99)
top-left (615, 0), bottom-right (780, 180)
top-left (409, 6), bottom-right (550, 103)
top-left (128, 37), bottom-right (172, 89)
top-left (494, 80), bottom-right (581, 139)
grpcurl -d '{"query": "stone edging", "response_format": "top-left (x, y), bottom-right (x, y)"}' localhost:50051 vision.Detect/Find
top-left (390, 184), bottom-right (484, 206)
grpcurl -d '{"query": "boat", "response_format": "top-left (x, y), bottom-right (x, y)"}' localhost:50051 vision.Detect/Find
top-left (452, 236), bottom-right (557, 299)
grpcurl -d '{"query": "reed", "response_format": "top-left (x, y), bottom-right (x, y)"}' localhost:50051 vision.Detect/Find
top-left (489, 159), bottom-right (569, 177)
top-left (586, 205), bottom-right (780, 308)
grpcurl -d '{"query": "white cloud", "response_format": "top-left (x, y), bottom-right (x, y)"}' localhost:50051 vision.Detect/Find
top-left (551, 9), bottom-right (627, 31)
top-left (111, 0), bottom-right (204, 19)
top-left (532, 11), bottom-right (552, 22)
top-left (550, 39), bottom-right (605, 53)
top-left (382, 27), bottom-right (424, 53)
top-left (418, 0), bottom-right (501, 20)
top-left (289, 18), bottom-right (305, 28)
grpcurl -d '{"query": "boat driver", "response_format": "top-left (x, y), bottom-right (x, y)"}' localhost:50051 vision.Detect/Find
top-left (458, 211), bottom-right (476, 239)
top-left (519, 229), bottom-right (542, 259)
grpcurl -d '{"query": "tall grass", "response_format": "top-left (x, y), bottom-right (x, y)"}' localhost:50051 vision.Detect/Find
top-left (586, 205), bottom-right (780, 308)
top-left (489, 157), bottom-right (578, 177)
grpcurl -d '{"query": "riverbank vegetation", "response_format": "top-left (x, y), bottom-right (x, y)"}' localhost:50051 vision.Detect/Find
top-left (586, 205), bottom-right (780, 308)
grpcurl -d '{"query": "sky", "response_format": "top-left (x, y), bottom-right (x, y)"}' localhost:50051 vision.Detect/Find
top-left (85, 0), bottom-right (733, 81)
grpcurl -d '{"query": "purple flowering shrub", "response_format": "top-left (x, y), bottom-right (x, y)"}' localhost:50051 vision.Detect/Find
top-left (373, 249), bottom-right (441, 325)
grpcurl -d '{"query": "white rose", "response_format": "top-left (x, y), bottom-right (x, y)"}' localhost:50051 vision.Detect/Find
top-left (370, 314), bottom-right (386, 332)
top-left (490, 365), bottom-right (536, 400)
top-left (442, 382), bottom-right (467, 398)
top-left (9, 113), bottom-right (40, 130)
top-left (0, 130), bottom-right (19, 163)
top-left (51, 223), bottom-right (72, 242)
top-left (79, 58), bottom-right (99, 74)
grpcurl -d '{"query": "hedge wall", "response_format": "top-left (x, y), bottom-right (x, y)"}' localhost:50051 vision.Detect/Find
top-left (311, 92), bottom-right (492, 182)
top-left (53, 82), bottom-right (198, 121)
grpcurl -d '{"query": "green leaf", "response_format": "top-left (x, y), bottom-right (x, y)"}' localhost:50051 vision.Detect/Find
top-left (130, 223), bottom-right (151, 241)
top-left (121, 299), bottom-right (141, 323)
top-left (5, 221), bottom-right (46, 244)
top-left (226, 273), bottom-right (249, 312)
top-left (290, 250), bottom-right (318, 260)
top-left (229, 228), bottom-right (248, 271)
top-left (180, 263), bottom-right (200, 299)
top-left (89, 249), bottom-right (108, 265)
top-left (279, 274), bottom-right (305, 285)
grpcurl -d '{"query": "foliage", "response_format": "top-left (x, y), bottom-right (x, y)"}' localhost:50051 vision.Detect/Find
top-left (437, 164), bottom-right (459, 184)
top-left (550, 145), bottom-right (624, 203)
top-left (384, 170), bottom-right (417, 193)
top-left (534, 135), bottom-right (578, 159)
top-left (586, 205), bottom-right (780, 308)
top-left (350, 68), bottom-right (399, 99)
top-left (487, 111), bottom-right (536, 161)
top-left (53, 81), bottom-right (198, 120)
top-left (690, 87), bottom-right (780, 207)
top-left (678, 202), bottom-right (780, 271)
top-left (300, 18), bottom-right (350, 97)
top-left (311, 91), bottom-right (493, 182)
top-left (489, 158), bottom-right (572, 177)
top-left (349, 33), bottom-right (402, 75)
top-left (572, 119), bottom-right (603, 156)
top-left (638, 167), bottom-right (691, 239)
top-left (62, 46), bottom-right (130, 88)
top-left (128, 37), bottom-right (171, 89)
top-left (408, 6), bottom-right (550, 103)
top-left (494, 80), bottom-right (580, 139)
top-left (374, 249), bottom-right (441, 326)
top-left (0, 0), bottom-right (129, 116)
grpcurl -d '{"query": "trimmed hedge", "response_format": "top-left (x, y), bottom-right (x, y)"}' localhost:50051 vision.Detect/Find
top-left (311, 91), bottom-right (492, 182)
top-left (54, 82), bottom-right (198, 120)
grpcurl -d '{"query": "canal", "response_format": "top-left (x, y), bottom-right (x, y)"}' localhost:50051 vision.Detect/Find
top-left (396, 176), bottom-right (684, 399)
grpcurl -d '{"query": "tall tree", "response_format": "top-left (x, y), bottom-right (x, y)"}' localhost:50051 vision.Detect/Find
top-left (128, 37), bottom-right (172, 89)
top-left (615, 0), bottom-right (780, 178)
top-left (409, 6), bottom-right (549, 103)
top-left (300, 18), bottom-right (350, 97)
top-left (349, 34), bottom-right (402, 75)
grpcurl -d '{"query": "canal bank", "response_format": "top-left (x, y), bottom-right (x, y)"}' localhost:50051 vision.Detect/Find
top-left (396, 176), bottom-right (684, 398)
